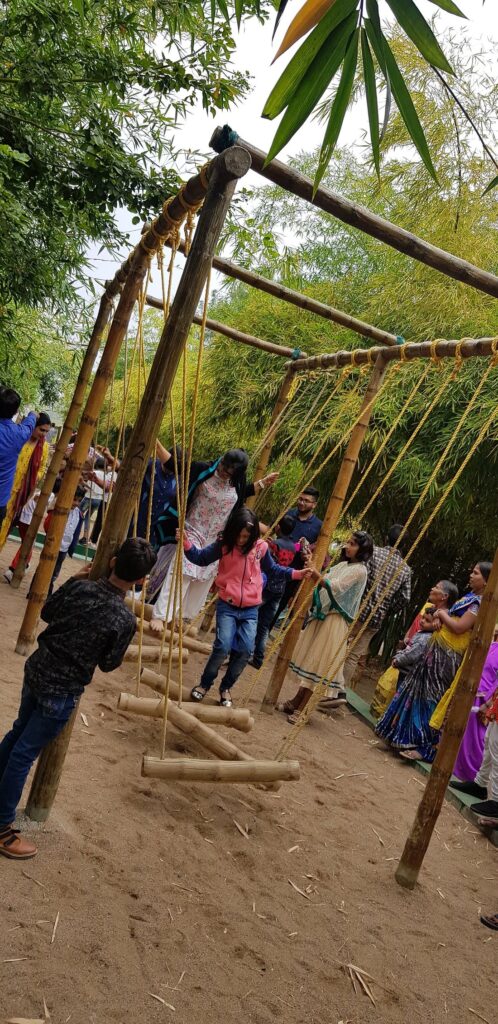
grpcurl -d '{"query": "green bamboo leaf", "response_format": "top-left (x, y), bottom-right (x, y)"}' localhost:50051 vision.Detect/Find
top-left (265, 12), bottom-right (357, 163)
top-left (263, 0), bottom-right (359, 120)
top-left (364, 19), bottom-right (438, 182)
top-left (361, 28), bottom-right (380, 176)
top-left (482, 173), bottom-right (498, 195)
top-left (385, 0), bottom-right (454, 74)
top-left (314, 29), bottom-right (359, 191)
top-left (426, 0), bottom-right (466, 16)
top-left (235, 0), bottom-right (244, 27)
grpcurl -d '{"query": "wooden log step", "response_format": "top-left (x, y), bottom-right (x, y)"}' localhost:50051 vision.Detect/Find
top-left (142, 757), bottom-right (300, 784)
top-left (118, 692), bottom-right (254, 732)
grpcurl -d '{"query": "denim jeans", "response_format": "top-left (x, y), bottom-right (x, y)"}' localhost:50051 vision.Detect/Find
top-left (200, 600), bottom-right (258, 692)
top-left (0, 682), bottom-right (77, 826)
top-left (253, 591), bottom-right (281, 667)
top-left (80, 496), bottom-right (101, 535)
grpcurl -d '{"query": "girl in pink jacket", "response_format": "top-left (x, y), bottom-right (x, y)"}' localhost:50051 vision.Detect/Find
top-left (177, 508), bottom-right (310, 707)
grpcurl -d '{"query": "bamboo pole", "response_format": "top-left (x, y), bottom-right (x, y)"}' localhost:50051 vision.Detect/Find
top-left (145, 296), bottom-right (304, 358)
top-left (15, 153), bottom-right (229, 656)
top-left (200, 597), bottom-right (217, 634)
top-left (210, 128), bottom-right (498, 299)
top-left (90, 144), bottom-right (251, 581)
top-left (118, 691), bottom-right (254, 731)
top-left (146, 698), bottom-right (255, 763)
top-left (246, 368), bottom-right (295, 510)
top-left (142, 756), bottom-right (300, 784)
top-left (261, 355), bottom-right (387, 712)
top-left (10, 282), bottom-right (123, 590)
top-left (395, 548), bottom-right (498, 890)
top-left (124, 599), bottom-right (213, 653)
top-left (288, 337), bottom-right (498, 373)
top-left (124, 645), bottom-right (188, 664)
top-left (160, 241), bottom-right (399, 347)
top-left (25, 707), bottom-right (78, 821)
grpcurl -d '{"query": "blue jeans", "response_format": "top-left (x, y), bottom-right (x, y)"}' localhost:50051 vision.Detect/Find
top-left (253, 591), bottom-right (281, 667)
top-left (200, 600), bottom-right (258, 692)
top-left (80, 496), bottom-right (101, 535)
top-left (0, 682), bottom-right (77, 826)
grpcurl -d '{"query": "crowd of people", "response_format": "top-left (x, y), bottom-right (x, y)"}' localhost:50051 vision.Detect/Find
top-left (0, 383), bottom-right (497, 899)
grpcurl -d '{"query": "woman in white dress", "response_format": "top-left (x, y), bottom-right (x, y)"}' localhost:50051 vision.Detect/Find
top-left (148, 449), bottom-right (278, 631)
top-left (279, 531), bottom-right (373, 723)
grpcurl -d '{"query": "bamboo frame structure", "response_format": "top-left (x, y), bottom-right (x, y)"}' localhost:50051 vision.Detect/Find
top-left (161, 240), bottom-right (399, 346)
top-left (211, 128), bottom-right (498, 299)
top-left (16, 152), bottom-right (228, 656)
top-left (395, 547), bottom-right (498, 889)
top-left (261, 354), bottom-right (388, 711)
top-left (125, 598), bottom-right (213, 654)
top-left (247, 367), bottom-right (295, 508)
top-left (10, 280), bottom-right (124, 589)
top-left (142, 757), bottom-right (300, 784)
top-left (26, 707), bottom-right (78, 821)
top-left (288, 337), bottom-right (498, 373)
top-left (118, 691), bottom-right (254, 732)
top-left (90, 144), bottom-right (251, 580)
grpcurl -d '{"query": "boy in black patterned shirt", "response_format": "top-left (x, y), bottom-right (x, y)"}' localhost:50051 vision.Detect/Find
top-left (0, 537), bottom-right (156, 861)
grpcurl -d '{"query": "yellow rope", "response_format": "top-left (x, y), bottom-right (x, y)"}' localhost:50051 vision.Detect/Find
top-left (276, 353), bottom-right (498, 757)
top-left (135, 450), bottom-right (156, 696)
top-left (340, 361), bottom-right (433, 519)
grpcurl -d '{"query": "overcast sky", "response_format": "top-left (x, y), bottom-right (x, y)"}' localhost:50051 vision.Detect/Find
top-left (86, 1), bottom-right (495, 295)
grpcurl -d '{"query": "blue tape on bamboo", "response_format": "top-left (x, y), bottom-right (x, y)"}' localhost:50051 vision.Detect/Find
top-left (291, 347), bottom-right (302, 360)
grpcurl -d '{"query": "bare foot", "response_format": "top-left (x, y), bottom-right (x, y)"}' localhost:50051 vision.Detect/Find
top-left (149, 618), bottom-right (164, 634)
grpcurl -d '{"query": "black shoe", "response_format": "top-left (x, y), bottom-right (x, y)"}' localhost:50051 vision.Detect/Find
top-left (450, 780), bottom-right (488, 800)
top-left (471, 799), bottom-right (498, 821)
top-left (249, 658), bottom-right (263, 669)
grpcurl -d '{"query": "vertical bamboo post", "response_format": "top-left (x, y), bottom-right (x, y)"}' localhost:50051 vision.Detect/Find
top-left (25, 707), bottom-right (78, 821)
top-left (90, 145), bottom-right (251, 580)
top-left (395, 548), bottom-right (498, 890)
top-left (260, 355), bottom-right (387, 712)
top-left (246, 367), bottom-right (295, 510)
top-left (10, 281), bottom-right (123, 591)
top-left (15, 160), bottom-right (220, 656)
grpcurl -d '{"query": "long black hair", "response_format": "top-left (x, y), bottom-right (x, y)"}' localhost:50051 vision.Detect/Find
top-left (478, 561), bottom-right (492, 582)
top-left (221, 507), bottom-right (260, 555)
top-left (220, 448), bottom-right (249, 501)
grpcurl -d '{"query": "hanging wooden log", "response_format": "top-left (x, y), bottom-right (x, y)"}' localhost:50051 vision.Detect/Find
top-left (288, 336), bottom-right (498, 373)
top-left (261, 354), bottom-right (387, 712)
top-left (124, 600), bottom-right (212, 654)
top-left (10, 280), bottom-right (123, 590)
top-left (124, 645), bottom-right (188, 664)
top-left (118, 691), bottom-right (254, 732)
top-left (160, 239), bottom-right (399, 346)
top-left (395, 547), bottom-right (498, 890)
top-left (210, 128), bottom-right (498, 299)
top-left (142, 757), bottom-right (300, 784)
top-left (90, 144), bottom-right (252, 580)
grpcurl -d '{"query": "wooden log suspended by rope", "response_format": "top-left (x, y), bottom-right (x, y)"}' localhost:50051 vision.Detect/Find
top-left (147, 698), bottom-right (255, 763)
top-left (91, 144), bottom-right (251, 581)
top-left (124, 645), bottom-right (188, 664)
top-left (288, 336), bottom-right (498, 373)
top-left (142, 756), bottom-right (300, 784)
top-left (246, 368), bottom-right (295, 509)
top-left (140, 666), bottom-right (187, 697)
top-left (118, 691), bottom-right (254, 732)
top-left (261, 354), bottom-right (388, 712)
top-left (124, 599), bottom-right (213, 653)
top-left (11, 282), bottom-right (123, 590)
top-left (144, 293), bottom-right (304, 358)
top-left (161, 239), bottom-right (399, 347)
top-left (16, 152), bottom-right (224, 657)
top-left (395, 547), bottom-right (498, 890)
top-left (210, 128), bottom-right (498, 299)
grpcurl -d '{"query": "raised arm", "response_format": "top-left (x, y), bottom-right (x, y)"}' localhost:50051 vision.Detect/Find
top-left (436, 606), bottom-right (479, 635)
top-left (156, 439), bottom-right (171, 464)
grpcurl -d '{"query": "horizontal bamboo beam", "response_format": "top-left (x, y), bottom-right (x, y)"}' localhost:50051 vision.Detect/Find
top-left (287, 336), bottom-right (498, 373)
top-left (142, 756), bottom-right (300, 784)
top-left (145, 294), bottom-right (304, 358)
top-left (124, 645), bottom-right (187, 664)
top-left (161, 239), bottom-right (398, 347)
top-left (210, 128), bottom-right (498, 300)
top-left (118, 691), bottom-right (254, 732)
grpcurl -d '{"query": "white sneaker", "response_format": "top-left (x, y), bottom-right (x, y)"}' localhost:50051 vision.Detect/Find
top-left (3, 569), bottom-right (13, 584)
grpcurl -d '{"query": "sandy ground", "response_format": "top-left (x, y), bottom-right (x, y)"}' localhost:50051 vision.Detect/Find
top-left (0, 538), bottom-right (496, 1024)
